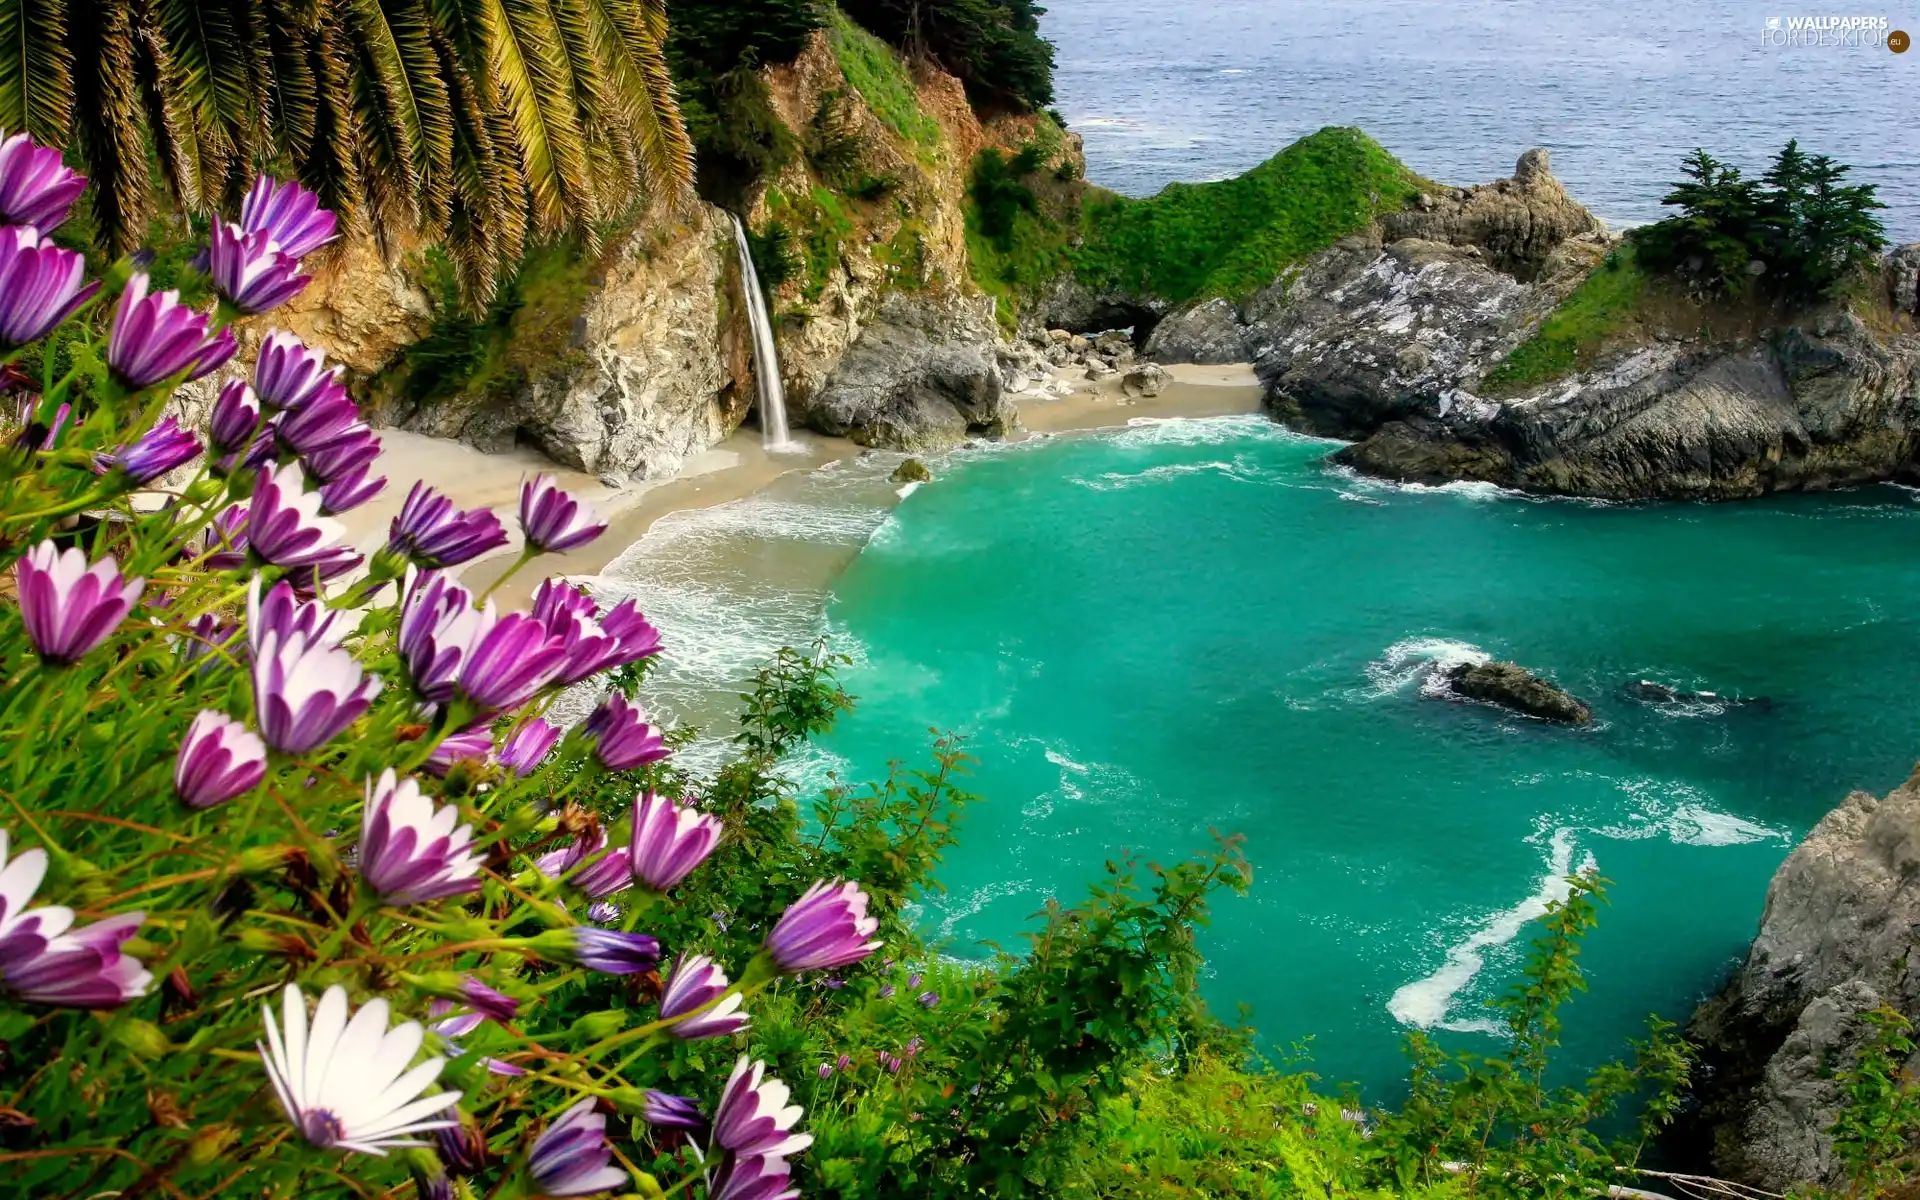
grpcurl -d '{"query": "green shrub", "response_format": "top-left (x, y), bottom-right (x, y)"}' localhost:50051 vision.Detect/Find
top-left (1480, 247), bottom-right (1648, 393)
top-left (1072, 126), bottom-right (1428, 305)
top-left (839, 0), bottom-right (1055, 112)
top-left (826, 6), bottom-right (943, 155)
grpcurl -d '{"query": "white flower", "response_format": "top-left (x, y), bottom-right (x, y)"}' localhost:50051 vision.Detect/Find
top-left (358, 770), bottom-right (484, 904)
top-left (258, 983), bottom-right (461, 1155)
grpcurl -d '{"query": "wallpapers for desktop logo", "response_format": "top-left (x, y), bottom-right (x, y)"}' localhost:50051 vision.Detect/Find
top-left (1760, 14), bottom-right (1908, 48)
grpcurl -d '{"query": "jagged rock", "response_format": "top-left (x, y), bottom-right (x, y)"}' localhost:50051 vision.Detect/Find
top-left (1047, 327), bottom-right (1073, 343)
top-left (1084, 358), bottom-right (1115, 380)
top-left (1094, 329), bottom-right (1134, 358)
top-left (1381, 148), bottom-right (1606, 280)
top-left (1892, 243), bottom-right (1920, 314)
top-left (1441, 661), bottom-right (1592, 724)
top-left (1122, 362), bottom-right (1169, 398)
top-left (1336, 316), bottom-right (1920, 500)
top-left (1068, 334), bottom-right (1092, 354)
top-left (391, 204), bottom-right (736, 480)
top-left (1026, 272), bottom-right (1171, 342)
top-left (890, 457), bottom-right (934, 483)
top-left (1683, 768), bottom-right (1920, 1189)
top-left (1145, 297), bottom-right (1250, 364)
top-left (802, 293), bottom-right (1012, 450)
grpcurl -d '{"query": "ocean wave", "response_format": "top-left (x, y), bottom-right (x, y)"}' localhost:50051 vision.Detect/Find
top-left (1072, 455), bottom-right (1272, 491)
top-left (1105, 413), bottom-right (1329, 449)
top-left (1359, 636), bottom-right (1492, 700)
top-left (1388, 827), bottom-right (1595, 1033)
top-left (1593, 775), bottom-right (1789, 847)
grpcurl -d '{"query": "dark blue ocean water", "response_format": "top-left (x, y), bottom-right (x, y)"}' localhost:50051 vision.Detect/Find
top-left (1042, 0), bottom-right (1920, 239)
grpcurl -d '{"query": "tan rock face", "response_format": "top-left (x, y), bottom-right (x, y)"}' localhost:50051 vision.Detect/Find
top-left (1381, 148), bottom-right (1607, 280)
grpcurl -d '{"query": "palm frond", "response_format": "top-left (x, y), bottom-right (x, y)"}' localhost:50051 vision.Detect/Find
top-left (299, 8), bottom-right (363, 229)
top-left (346, 0), bottom-right (455, 229)
top-left (128, 0), bottom-right (203, 208)
top-left (483, 0), bottom-right (597, 233)
top-left (578, 0), bottom-right (690, 203)
top-left (261, 0), bottom-right (317, 164)
top-left (69, 0), bottom-right (152, 257)
top-left (0, 0), bottom-right (73, 144)
top-left (150, 0), bottom-right (257, 205)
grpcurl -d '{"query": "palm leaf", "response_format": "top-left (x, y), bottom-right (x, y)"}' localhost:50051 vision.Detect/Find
top-left (0, 0), bottom-right (73, 143)
top-left (68, 0), bottom-right (152, 257)
top-left (578, 0), bottom-right (689, 202)
top-left (128, 0), bottom-right (202, 208)
top-left (482, 0), bottom-right (596, 233)
top-left (298, 8), bottom-right (363, 229)
top-left (346, 0), bottom-right (455, 228)
top-left (150, 0), bottom-right (257, 204)
top-left (262, 0), bottom-right (318, 164)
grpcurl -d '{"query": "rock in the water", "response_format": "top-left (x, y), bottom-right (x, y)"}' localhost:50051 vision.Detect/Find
top-left (801, 293), bottom-right (1012, 451)
top-left (1122, 362), bottom-right (1169, 398)
top-left (1441, 661), bottom-right (1592, 723)
top-left (1680, 767), bottom-right (1920, 1190)
top-left (1145, 297), bottom-right (1249, 364)
top-left (890, 457), bottom-right (933, 484)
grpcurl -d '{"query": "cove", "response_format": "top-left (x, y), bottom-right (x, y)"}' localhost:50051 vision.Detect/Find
top-left (812, 416), bottom-right (1920, 1098)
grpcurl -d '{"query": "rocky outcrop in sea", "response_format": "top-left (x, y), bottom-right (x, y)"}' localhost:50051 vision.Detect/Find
top-left (1681, 768), bottom-right (1920, 1190)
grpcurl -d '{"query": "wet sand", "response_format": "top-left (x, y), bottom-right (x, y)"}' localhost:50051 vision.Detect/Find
top-left (363, 363), bottom-right (1266, 606)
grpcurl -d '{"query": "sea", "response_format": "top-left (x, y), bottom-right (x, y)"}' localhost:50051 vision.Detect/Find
top-left (584, 420), bottom-right (1920, 1099)
top-left (1041, 0), bottom-right (1920, 239)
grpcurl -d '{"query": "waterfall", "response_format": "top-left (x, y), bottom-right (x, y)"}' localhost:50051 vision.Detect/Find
top-left (729, 213), bottom-right (794, 450)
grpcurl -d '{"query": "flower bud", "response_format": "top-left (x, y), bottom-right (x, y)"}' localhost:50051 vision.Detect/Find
top-left (186, 1125), bottom-right (240, 1167)
top-left (107, 1017), bottom-right (173, 1059)
top-left (236, 844), bottom-right (296, 876)
top-left (568, 1009), bottom-right (627, 1040)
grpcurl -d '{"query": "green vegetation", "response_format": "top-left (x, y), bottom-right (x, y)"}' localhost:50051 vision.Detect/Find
top-left (1480, 247), bottom-right (1649, 393)
top-left (1072, 126), bottom-right (1430, 306)
top-left (384, 241), bottom-right (603, 410)
top-left (826, 6), bottom-right (944, 154)
top-left (1828, 1006), bottom-right (1920, 1196)
top-left (838, 0), bottom-right (1056, 111)
top-left (763, 184), bottom-right (859, 304)
top-left (667, 0), bottom-right (826, 206)
top-left (965, 143), bottom-right (1077, 329)
top-left (1631, 141), bottom-right (1888, 302)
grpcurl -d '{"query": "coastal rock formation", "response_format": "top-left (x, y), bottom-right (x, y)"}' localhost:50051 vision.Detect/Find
top-left (1683, 768), bottom-right (1920, 1190)
top-left (1380, 148), bottom-right (1607, 280)
top-left (1144, 297), bottom-right (1248, 364)
top-left (1123, 362), bottom-right (1169, 398)
top-left (1336, 310), bottom-right (1920, 500)
top-left (1440, 661), bottom-right (1592, 723)
top-left (387, 203), bottom-right (741, 480)
top-left (801, 293), bottom-right (1012, 449)
top-left (890, 457), bottom-right (934, 483)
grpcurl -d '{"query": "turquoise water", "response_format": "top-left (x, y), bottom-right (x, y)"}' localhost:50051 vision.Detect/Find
top-left (816, 416), bottom-right (1920, 1098)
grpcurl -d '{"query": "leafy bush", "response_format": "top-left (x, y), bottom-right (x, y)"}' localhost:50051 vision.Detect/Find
top-left (970, 148), bottom-right (1042, 247)
top-left (839, 0), bottom-right (1056, 112)
top-left (1480, 247), bottom-right (1649, 393)
top-left (826, 7), bottom-right (944, 155)
top-left (1072, 126), bottom-right (1429, 305)
top-left (666, 0), bottom-right (826, 204)
top-left (1631, 141), bottom-right (1888, 302)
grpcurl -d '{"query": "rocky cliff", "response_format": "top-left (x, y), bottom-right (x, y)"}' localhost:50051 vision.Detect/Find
top-left (1140, 149), bottom-right (1920, 501)
top-left (1681, 768), bottom-right (1920, 1190)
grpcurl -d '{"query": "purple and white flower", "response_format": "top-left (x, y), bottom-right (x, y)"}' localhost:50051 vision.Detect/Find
top-left (270, 386), bottom-right (360, 456)
top-left (712, 1057), bottom-right (812, 1157)
top-left (496, 718), bottom-right (560, 775)
top-left (258, 983), bottom-right (461, 1154)
top-left (709, 1153), bottom-right (800, 1200)
top-left (358, 769), bottom-right (482, 905)
top-left (559, 928), bottom-right (659, 975)
top-left (106, 273), bottom-right (235, 389)
top-left (247, 574), bottom-right (345, 657)
top-left (764, 880), bottom-right (881, 974)
top-left (387, 483), bottom-right (509, 569)
top-left (240, 175), bottom-right (338, 259)
top-left (627, 791), bottom-right (721, 892)
top-left (581, 692), bottom-right (667, 772)
top-left (301, 425), bottom-right (381, 484)
top-left (99, 415), bottom-right (199, 484)
top-left (917, 991), bottom-right (939, 1009)
top-left (0, 830), bottom-right (151, 1009)
top-left (14, 540), bottom-right (144, 664)
top-left (252, 624), bottom-right (380, 753)
top-left (527, 1098), bottom-right (629, 1197)
top-left (458, 614), bottom-right (564, 712)
top-left (423, 727), bottom-right (494, 778)
top-left (531, 579), bottom-right (664, 685)
top-left (317, 463), bottom-right (385, 515)
top-left (174, 711), bottom-right (267, 809)
top-left (254, 330), bottom-right (341, 412)
top-left (518, 475), bottom-right (607, 554)
top-left (0, 132), bottom-right (86, 232)
top-left (643, 1092), bottom-right (704, 1132)
top-left (0, 226), bottom-right (98, 349)
top-left (660, 954), bottom-right (748, 1040)
top-left (536, 829), bottom-right (631, 898)
top-left (435, 1118), bottom-right (487, 1174)
top-left (208, 379), bottom-right (263, 458)
top-left (247, 463), bottom-right (350, 568)
top-left (398, 572), bottom-right (492, 702)
top-left (207, 220), bottom-right (309, 314)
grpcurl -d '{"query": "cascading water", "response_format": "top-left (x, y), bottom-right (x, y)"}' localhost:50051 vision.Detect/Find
top-left (730, 213), bottom-right (795, 450)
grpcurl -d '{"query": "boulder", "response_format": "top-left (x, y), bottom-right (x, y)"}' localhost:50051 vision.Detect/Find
top-left (1380, 148), bottom-right (1607, 280)
top-left (1122, 362), bottom-right (1170, 398)
top-left (1891, 243), bottom-right (1920, 315)
top-left (1145, 297), bottom-right (1249, 364)
top-left (1094, 329), bottom-right (1134, 358)
top-left (1084, 358), bottom-right (1116, 380)
top-left (801, 292), bottom-right (1012, 451)
top-left (1441, 661), bottom-right (1592, 724)
top-left (890, 457), bottom-right (934, 484)
top-left (1682, 767), bottom-right (1920, 1189)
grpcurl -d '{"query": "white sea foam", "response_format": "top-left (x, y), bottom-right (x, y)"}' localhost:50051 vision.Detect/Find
top-left (1360, 636), bottom-right (1492, 699)
top-left (1593, 775), bottom-right (1789, 847)
top-left (895, 480), bottom-right (923, 500)
top-left (1106, 413), bottom-right (1326, 450)
top-left (1073, 456), bottom-right (1273, 491)
top-left (1387, 827), bottom-right (1595, 1033)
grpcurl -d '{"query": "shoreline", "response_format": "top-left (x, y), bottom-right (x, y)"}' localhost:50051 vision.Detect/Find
top-left (367, 363), bottom-right (1267, 607)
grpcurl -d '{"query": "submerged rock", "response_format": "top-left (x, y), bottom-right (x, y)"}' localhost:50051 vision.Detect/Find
top-left (1681, 767), bottom-right (1920, 1190)
top-left (1441, 661), bottom-right (1592, 724)
top-left (890, 457), bottom-right (933, 484)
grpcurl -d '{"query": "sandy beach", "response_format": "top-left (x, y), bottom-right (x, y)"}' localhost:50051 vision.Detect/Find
top-left (361, 363), bottom-right (1267, 606)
